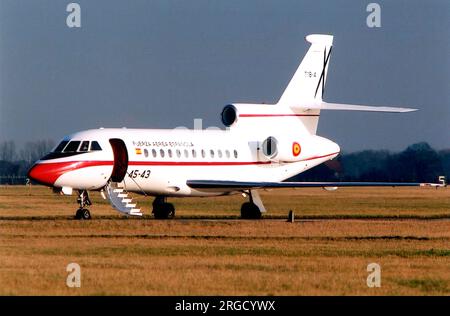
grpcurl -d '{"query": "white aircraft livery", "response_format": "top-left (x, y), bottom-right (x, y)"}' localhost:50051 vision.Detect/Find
top-left (27, 34), bottom-right (441, 220)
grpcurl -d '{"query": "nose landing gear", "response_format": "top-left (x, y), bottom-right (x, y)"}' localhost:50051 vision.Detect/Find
top-left (75, 190), bottom-right (92, 220)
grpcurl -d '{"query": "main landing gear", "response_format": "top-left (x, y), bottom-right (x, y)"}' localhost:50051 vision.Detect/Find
top-left (75, 190), bottom-right (92, 220)
top-left (152, 196), bottom-right (175, 219)
top-left (240, 202), bottom-right (262, 219)
top-left (240, 190), bottom-right (264, 219)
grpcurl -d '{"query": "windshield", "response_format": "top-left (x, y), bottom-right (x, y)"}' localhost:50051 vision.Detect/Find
top-left (63, 141), bottom-right (81, 153)
top-left (53, 140), bottom-right (69, 153)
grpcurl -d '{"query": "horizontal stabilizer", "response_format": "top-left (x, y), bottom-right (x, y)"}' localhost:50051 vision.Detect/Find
top-left (295, 102), bottom-right (417, 113)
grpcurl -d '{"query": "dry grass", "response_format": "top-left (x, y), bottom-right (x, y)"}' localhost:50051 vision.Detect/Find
top-left (1, 185), bottom-right (449, 219)
top-left (0, 185), bottom-right (449, 295)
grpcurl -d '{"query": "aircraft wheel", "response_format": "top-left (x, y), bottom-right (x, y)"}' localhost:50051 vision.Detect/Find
top-left (75, 208), bottom-right (83, 219)
top-left (165, 203), bottom-right (175, 219)
top-left (240, 202), bottom-right (262, 219)
top-left (153, 203), bottom-right (175, 219)
top-left (81, 209), bottom-right (91, 220)
top-left (76, 208), bottom-right (91, 220)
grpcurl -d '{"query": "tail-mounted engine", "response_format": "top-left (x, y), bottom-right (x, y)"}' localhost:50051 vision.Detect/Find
top-left (259, 134), bottom-right (340, 163)
top-left (220, 103), bottom-right (320, 135)
top-left (261, 136), bottom-right (303, 162)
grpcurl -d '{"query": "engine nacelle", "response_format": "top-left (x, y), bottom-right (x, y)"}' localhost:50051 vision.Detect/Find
top-left (260, 135), bottom-right (340, 163)
top-left (221, 104), bottom-right (238, 127)
top-left (220, 103), bottom-right (321, 135)
top-left (261, 136), bottom-right (303, 162)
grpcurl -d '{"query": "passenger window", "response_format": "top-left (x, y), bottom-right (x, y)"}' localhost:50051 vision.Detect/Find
top-left (218, 150), bottom-right (223, 158)
top-left (184, 149), bottom-right (189, 158)
top-left (160, 149), bottom-right (165, 158)
top-left (79, 141), bottom-right (90, 152)
top-left (234, 150), bottom-right (238, 158)
top-left (90, 141), bottom-right (102, 151)
top-left (168, 149), bottom-right (173, 158)
top-left (201, 149), bottom-right (206, 158)
top-left (64, 141), bottom-right (81, 153)
top-left (176, 149), bottom-right (181, 158)
top-left (225, 150), bottom-right (230, 158)
top-left (192, 149), bottom-right (196, 158)
top-left (210, 150), bottom-right (215, 158)
top-left (144, 149), bottom-right (149, 157)
top-left (54, 141), bottom-right (69, 153)
top-left (152, 149), bottom-right (157, 158)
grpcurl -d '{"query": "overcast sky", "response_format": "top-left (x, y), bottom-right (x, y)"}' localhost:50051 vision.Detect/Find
top-left (0, 0), bottom-right (449, 153)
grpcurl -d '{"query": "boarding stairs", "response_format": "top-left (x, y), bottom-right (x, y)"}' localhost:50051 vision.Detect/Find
top-left (104, 181), bottom-right (143, 216)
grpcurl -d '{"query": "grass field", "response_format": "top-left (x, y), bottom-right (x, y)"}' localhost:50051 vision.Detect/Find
top-left (0, 185), bottom-right (449, 295)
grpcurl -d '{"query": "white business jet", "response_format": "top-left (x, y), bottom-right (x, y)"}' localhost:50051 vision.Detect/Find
top-left (27, 34), bottom-right (439, 220)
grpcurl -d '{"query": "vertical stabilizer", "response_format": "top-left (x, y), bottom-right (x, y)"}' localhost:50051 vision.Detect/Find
top-left (278, 34), bottom-right (333, 105)
top-left (277, 34), bottom-right (333, 134)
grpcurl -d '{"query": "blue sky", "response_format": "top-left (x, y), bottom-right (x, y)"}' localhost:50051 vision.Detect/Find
top-left (0, 0), bottom-right (449, 152)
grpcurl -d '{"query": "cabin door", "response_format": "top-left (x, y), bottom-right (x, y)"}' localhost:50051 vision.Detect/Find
top-left (109, 138), bottom-right (129, 182)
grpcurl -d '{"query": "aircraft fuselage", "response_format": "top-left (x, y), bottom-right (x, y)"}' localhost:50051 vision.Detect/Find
top-left (28, 128), bottom-right (340, 197)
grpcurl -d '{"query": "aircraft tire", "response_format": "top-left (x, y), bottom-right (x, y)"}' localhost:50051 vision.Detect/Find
top-left (80, 208), bottom-right (91, 220)
top-left (75, 208), bottom-right (83, 219)
top-left (153, 203), bottom-right (175, 219)
top-left (240, 202), bottom-right (262, 219)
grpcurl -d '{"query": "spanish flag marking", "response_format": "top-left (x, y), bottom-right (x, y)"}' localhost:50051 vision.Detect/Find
top-left (135, 148), bottom-right (142, 155)
top-left (292, 142), bottom-right (301, 157)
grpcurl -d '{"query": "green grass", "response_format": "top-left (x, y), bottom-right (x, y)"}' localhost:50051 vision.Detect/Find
top-left (396, 278), bottom-right (448, 293)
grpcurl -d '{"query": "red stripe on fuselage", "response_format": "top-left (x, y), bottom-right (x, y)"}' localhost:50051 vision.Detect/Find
top-left (27, 161), bottom-right (112, 186)
top-left (28, 152), bottom-right (338, 186)
top-left (300, 152), bottom-right (339, 161)
top-left (128, 161), bottom-right (271, 166)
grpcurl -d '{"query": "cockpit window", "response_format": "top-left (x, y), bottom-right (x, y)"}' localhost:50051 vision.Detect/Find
top-left (63, 141), bottom-right (81, 153)
top-left (79, 141), bottom-right (90, 152)
top-left (54, 141), bottom-right (69, 153)
top-left (90, 141), bottom-right (102, 151)
top-left (41, 139), bottom-right (102, 160)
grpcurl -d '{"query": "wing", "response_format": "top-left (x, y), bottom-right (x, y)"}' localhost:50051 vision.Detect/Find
top-left (187, 180), bottom-right (443, 191)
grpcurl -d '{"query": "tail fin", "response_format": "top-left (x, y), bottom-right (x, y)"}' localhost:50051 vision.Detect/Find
top-left (278, 34), bottom-right (333, 106)
top-left (227, 34), bottom-right (416, 136)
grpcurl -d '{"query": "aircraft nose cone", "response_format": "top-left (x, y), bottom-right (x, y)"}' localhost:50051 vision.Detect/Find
top-left (27, 163), bottom-right (58, 187)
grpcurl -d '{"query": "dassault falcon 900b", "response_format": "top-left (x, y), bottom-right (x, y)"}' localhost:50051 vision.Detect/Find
top-left (27, 34), bottom-right (442, 220)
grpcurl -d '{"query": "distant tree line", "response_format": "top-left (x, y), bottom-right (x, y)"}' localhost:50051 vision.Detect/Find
top-left (0, 140), bottom-right (448, 185)
top-left (292, 142), bottom-right (449, 183)
top-left (0, 140), bottom-right (55, 184)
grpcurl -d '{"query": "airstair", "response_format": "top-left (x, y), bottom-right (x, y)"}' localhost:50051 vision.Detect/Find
top-left (104, 181), bottom-right (143, 216)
